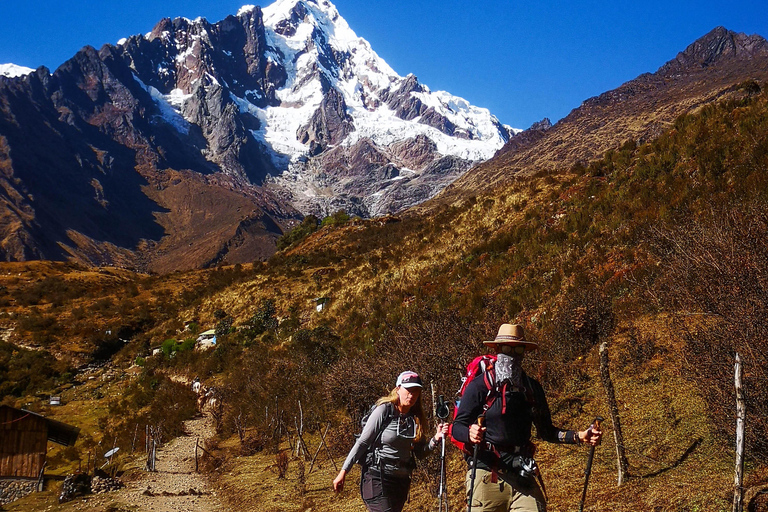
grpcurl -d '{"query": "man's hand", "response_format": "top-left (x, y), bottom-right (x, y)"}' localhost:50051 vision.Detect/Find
top-left (469, 423), bottom-right (486, 444)
top-left (578, 424), bottom-right (603, 446)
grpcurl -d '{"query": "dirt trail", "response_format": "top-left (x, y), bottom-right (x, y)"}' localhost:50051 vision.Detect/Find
top-left (103, 414), bottom-right (224, 512)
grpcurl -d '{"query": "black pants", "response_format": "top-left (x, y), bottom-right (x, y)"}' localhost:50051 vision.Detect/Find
top-left (361, 466), bottom-right (411, 512)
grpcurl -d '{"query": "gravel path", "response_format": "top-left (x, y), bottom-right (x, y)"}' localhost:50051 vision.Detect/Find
top-left (113, 415), bottom-right (223, 512)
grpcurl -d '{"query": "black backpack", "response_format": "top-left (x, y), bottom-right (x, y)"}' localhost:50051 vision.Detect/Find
top-left (355, 401), bottom-right (395, 466)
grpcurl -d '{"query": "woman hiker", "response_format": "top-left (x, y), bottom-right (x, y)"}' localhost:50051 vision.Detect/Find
top-left (333, 370), bottom-right (450, 512)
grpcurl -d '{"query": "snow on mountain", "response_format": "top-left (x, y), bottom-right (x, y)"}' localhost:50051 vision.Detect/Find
top-left (0, 63), bottom-right (35, 78)
top-left (116, 0), bottom-right (516, 217)
top-left (244, 0), bottom-right (512, 165)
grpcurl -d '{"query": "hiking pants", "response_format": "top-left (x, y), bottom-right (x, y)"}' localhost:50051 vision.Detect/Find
top-left (465, 468), bottom-right (546, 512)
top-left (361, 466), bottom-right (410, 512)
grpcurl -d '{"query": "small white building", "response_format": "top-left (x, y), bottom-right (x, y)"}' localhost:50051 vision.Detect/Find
top-left (314, 297), bottom-right (330, 312)
top-left (196, 329), bottom-right (217, 350)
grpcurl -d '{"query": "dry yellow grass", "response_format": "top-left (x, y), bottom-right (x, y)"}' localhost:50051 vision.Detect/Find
top-left (187, 311), bottom-right (738, 512)
top-left (2, 156), bottom-right (764, 511)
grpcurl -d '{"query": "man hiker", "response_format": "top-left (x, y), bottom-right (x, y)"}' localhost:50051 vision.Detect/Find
top-left (451, 323), bottom-right (603, 512)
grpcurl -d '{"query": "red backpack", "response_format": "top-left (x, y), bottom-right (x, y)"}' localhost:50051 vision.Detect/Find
top-left (448, 354), bottom-right (498, 453)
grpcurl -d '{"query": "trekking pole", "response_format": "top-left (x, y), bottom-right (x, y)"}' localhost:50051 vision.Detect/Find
top-left (439, 435), bottom-right (448, 512)
top-left (436, 395), bottom-right (450, 512)
top-left (467, 415), bottom-right (485, 512)
top-left (578, 416), bottom-right (604, 512)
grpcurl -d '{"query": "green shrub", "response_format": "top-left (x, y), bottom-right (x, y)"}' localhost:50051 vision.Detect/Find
top-left (321, 210), bottom-right (350, 227)
top-left (276, 215), bottom-right (320, 250)
top-left (161, 339), bottom-right (177, 356)
top-left (0, 342), bottom-right (70, 398)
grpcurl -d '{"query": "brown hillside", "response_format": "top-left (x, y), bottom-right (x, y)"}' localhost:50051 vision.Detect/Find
top-left (430, 27), bottom-right (768, 206)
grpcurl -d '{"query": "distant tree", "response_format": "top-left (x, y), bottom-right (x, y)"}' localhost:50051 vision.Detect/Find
top-left (321, 210), bottom-right (350, 227)
top-left (276, 215), bottom-right (320, 250)
top-left (215, 318), bottom-right (234, 338)
top-left (245, 299), bottom-right (278, 338)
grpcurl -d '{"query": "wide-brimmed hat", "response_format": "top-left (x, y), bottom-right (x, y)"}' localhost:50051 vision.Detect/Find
top-left (396, 371), bottom-right (423, 389)
top-left (483, 323), bottom-right (538, 351)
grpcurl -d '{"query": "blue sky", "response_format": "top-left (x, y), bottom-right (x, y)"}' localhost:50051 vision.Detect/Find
top-left (1, 0), bottom-right (766, 129)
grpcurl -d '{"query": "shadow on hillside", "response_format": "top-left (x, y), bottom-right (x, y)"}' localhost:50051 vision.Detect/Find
top-left (641, 437), bottom-right (702, 478)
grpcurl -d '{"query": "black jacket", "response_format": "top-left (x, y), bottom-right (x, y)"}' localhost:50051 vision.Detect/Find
top-left (452, 370), bottom-right (577, 469)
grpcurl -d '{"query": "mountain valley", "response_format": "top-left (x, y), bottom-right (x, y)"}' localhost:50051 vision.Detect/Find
top-left (2, 3), bottom-right (768, 511)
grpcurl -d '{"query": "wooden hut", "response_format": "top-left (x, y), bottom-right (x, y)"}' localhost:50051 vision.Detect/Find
top-left (0, 405), bottom-right (80, 479)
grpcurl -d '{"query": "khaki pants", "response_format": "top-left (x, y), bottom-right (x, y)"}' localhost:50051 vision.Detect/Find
top-left (465, 468), bottom-right (546, 512)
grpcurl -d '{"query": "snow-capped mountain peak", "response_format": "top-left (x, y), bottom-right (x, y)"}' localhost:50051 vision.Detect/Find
top-left (0, 63), bottom-right (35, 78)
top-left (113, 0), bottom-right (514, 217)
top-left (250, 0), bottom-right (513, 160)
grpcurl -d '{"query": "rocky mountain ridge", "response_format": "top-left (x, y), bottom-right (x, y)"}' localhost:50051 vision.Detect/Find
top-left (114, 0), bottom-right (513, 217)
top-left (433, 26), bottom-right (768, 205)
top-left (0, 0), bottom-right (511, 272)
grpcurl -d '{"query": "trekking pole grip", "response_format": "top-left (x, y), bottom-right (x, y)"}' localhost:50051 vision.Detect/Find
top-left (467, 415), bottom-right (485, 512)
top-left (589, 416), bottom-right (604, 443)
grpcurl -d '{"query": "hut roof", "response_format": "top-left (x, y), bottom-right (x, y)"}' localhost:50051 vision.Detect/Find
top-left (0, 405), bottom-right (80, 446)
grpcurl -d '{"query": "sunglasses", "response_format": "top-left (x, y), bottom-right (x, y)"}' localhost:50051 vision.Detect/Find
top-left (397, 416), bottom-right (417, 439)
top-left (499, 345), bottom-right (526, 355)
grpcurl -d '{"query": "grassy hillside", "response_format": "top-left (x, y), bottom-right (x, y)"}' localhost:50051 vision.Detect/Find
top-left (3, 82), bottom-right (768, 510)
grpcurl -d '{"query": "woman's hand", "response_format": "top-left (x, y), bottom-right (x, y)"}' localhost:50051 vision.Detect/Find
top-left (433, 422), bottom-right (450, 443)
top-left (333, 469), bottom-right (347, 492)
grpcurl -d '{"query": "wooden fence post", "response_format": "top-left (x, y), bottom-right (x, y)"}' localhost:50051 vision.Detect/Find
top-left (599, 341), bottom-right (629, 485)
top-left (152, 436), bottom-right (157, 471)
top-left (733, 353), bottom-right (745, 512)
top-left (308, 423), bottom-right (330, 473)
top-left (131, 423), bottom-right (139, 454)
top-left (37, 461), bottom-right (47, 491)
top-left (308, 423), bottom-right (338, 473)
top-left (145, 426), bottom-right (159, 472)
top-left (296, 401), bottom-right (305, 458)
top-left (294, 417), bottom-right (311, 460)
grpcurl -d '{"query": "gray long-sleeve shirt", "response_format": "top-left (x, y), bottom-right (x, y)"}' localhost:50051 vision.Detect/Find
top-left (342, 403), bottom-right (437, 477)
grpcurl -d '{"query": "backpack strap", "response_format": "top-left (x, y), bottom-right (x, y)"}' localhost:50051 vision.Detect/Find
top-left (522, 374), bottom-right (537, 406)
top-left (376, 402), bottom-right (395, 447)
top-left (367, 402), bottom-right (395, 461)
top-left (485, 370), bottom-right (537, 415)
top-left (481, 366), bottom-right (501, 414)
